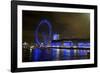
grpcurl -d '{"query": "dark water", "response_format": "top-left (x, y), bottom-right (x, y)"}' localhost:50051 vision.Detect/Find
top-left (31, 48), bottom-right (90, 62)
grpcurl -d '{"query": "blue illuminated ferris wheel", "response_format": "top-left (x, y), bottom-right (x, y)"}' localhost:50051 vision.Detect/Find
top-left (35, 19), bottom-right (52, 46)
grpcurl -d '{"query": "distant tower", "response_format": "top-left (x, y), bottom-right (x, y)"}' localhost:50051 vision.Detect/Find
top-left (53, 33), bottom-right (60, 40)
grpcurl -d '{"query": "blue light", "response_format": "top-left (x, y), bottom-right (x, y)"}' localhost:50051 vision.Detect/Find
top-left (35, 19), bottom-right (52, 46)
top-left (56, 42), bottom-right (62, 46)
top-left (51, 42), bottom-right (56, 46)
top-left (62, 49), bottom-right (70, 60)
top-left (32, 48), bottom-right (41, 61)
top-left (63, 41), bottom-right (73, 47)
top-left (63, 49), bottom-right (67, 56)
top-left (51, 42), bottom-right (62, 47)
top-left (78, 50), bottom-right (86, 56)
top-left (70, 49), bottom-right (74, 57)
top-left (51, 48), bottom-right (57, 60)
top-left (40, 49), bottom-right (49, 61)
top-left (85, 42), bottom-right (90, 48)
top-left (78, 42), bottom-right (90, 48)
top-left (53, 34), bottom-right (59, 40)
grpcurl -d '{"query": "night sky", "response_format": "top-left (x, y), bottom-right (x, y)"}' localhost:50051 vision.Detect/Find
top-left (22, 10), bottom-right (90, 43)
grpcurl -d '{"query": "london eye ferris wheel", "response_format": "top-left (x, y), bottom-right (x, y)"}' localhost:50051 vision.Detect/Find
top-left (35, 19), bottom-right (52, 47)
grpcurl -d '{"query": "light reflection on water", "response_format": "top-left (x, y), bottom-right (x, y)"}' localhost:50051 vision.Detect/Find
top-left (31, 48), bottom-right (90, 62)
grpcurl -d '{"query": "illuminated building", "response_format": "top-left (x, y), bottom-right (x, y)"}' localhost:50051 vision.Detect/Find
top-left (22, 19), bottom-right (90, 62)
top-left (53, 33), bottom-right (60, 40)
